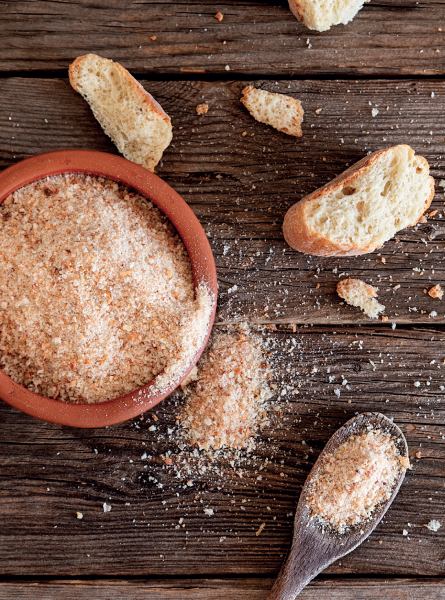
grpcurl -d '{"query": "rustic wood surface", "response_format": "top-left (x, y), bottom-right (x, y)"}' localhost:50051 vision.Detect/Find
top-left (0, 327), bottom-right (443, 577)
top-left (0, 1), bottom-right (444, 77)
top-left (1, 77), bottom-right (445, 324)
top-left (1, 1), bottom-right (444, 597)
top-left (0, 578), bottom-right (443, 599)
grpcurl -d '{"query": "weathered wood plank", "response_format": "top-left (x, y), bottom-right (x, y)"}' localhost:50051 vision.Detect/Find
top-left (0, 578), bottom-right (444, 599)
top-left (0, 1), bottom-right (444, 76)
top-left (1, 78), bottom-right (445, 324)
top-left (0, 326), bottom-right (443, 576)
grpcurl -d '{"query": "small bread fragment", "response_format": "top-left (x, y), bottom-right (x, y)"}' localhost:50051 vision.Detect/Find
top-left (69, 53), bottom-right (172, 171)
top-left (337, 278), bottom-right (385, 319)
top-left (241, 86), bottom-right (304, 137)
top-left (428, 284), bottom-right (443, 300)
top-left (289, 0), bottom-right (368, 32)
top-left (283, 145), bottom-right (434, 257)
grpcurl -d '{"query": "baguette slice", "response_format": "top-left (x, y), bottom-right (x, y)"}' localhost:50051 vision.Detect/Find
top-left (283, 145), bottom-right (434, 257)
top-left (241, 86), bottom-right (304, 137)
top-left (289, 0), bottom-right (367, 32)
top-left (69, 53), bottom-right (172, 171)
top-left (337, 278), bottom-right (384, 319)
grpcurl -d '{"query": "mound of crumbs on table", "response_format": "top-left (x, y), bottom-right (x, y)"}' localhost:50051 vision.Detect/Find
top-left (178, 326), bottom-right (273, 452)
top-left (0, 174), bottom-right (214, 403)
top-left (307, 428), bottom-right (410, 533)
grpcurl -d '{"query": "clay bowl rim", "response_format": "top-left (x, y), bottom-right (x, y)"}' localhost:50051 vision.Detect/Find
top-left (0, 150), bottom-right (218, 428)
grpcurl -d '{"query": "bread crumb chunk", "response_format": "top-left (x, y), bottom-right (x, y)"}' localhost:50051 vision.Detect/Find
top-left (428, 284), bottom-right (443, 300)
top-left (196, 102), bottom-right (209, 115)
top-left (215, 10), bottom-right (224, 22)
top-left (241, 86), bottom-right (304, 137)
top-left (337, 278), bottom-right (385, 319)
top-left (289, 0), bottom-right (367, 32)
top-left (69, 53), bottom-right (172, 171)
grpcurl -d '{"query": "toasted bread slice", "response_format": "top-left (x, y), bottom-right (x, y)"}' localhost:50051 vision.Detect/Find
top-left (289, 0), bottom-right (367, 32)
top-left (241, 86), bottom-right (304, 137)
top-left (283, 145), bottom-right (434, 257)
top-left (69, 53), bottom-right (172, 171)
top-left (337, 278), bottom-right (385, 319)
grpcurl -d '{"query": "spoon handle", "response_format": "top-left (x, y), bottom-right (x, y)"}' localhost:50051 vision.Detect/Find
top-left (268, 534), bottom-right (326, 600)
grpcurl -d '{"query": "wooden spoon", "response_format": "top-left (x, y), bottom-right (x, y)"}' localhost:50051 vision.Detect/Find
top-left (269, 412), bottom-right (409, 600)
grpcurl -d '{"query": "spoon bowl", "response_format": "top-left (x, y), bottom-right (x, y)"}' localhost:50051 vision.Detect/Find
top-left (269, 412), bottom-right (409, 600)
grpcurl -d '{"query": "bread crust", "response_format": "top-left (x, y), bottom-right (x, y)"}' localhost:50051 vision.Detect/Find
top-left (288, 0), bottom-right (307, 25)
top-left (69, 54), bottom-right (171, 127)
top-left (283, 145), bottom-right (435, 257)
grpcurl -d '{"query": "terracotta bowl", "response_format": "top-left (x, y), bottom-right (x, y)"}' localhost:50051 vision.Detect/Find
top-left (0, 150), bottom-right (218, 428)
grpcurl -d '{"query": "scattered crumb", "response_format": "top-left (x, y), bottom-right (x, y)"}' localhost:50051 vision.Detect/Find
top-left (196, 102), bottom-right (209, 116)
top-left (256, 522), bottom-right (266, 536)
top-left (215, 10), bottom-right (224, 22)
top-left (76, 512), bottom-right (83, 520)
top-left (426, 519), bottom-right (441, 532)
top-left (103, 502), bottom-right (112, 513)
top-left (428, 284), bottom-right (443, 300)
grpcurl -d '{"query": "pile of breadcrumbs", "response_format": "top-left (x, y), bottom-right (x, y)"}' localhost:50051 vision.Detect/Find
top-left (0, 174), bottom-right (213, 403)
top-left (307, 428), bottom-right (410, 533)
top-left (179, 327), bottom-right (273, 452)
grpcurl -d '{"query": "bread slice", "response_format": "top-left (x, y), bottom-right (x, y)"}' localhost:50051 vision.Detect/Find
top-left (289, 0), bottom-right (367, 32)
top-left (69, 54), bottom-right (172, 171)
top-left (283, 145), bottom-right (434, 257)
top-left (241, 86), bottom-right (304, 137)
top-left (337, 278), bottom-right (385, 319)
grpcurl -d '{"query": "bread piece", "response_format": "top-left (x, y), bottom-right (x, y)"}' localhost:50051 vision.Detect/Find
top-left (283, 145), bottom-right (434, 257)
top-left (69, 54), bottom-right (172, 171)
top-left (337, 278), bottom-right (384, 319)
top-left (241, 86), bottom-right (304, 137)
top-left (428, 284), bottom-right (443, 300)
top-left (289, 0), bottom-right (367, 32)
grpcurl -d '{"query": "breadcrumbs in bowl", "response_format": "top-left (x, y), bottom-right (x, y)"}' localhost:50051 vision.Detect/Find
top-left (0, 150), bottom-right (217, 427)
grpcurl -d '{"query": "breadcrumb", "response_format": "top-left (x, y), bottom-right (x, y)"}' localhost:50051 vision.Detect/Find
top-left (0, 174), bottom-right (213, 403)
top-left (179, 327), bottom-right (272, 452)
top-left (307, 429), bottom-right (408, 533)
top-left (196, 102), bottom-right (209, 115)
top-left (428, 284), bottom-right (444, 300)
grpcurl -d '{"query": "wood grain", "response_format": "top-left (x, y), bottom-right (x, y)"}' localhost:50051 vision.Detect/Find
top-left (0, 577), bottom-right (443, 599)
top-left (1, 78), bottom-right (445, 324)
top-left (0, 1), bottom-right (444, 76)
top-left (0, 326), bottom-right (443, 576)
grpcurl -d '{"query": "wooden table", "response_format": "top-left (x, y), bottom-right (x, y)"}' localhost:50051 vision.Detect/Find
top-left (0, 2), bottom-right (444, 598)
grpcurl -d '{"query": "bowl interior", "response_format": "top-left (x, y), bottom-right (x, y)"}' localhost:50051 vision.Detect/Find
top-left (0, 150), bottom-right (218, 427)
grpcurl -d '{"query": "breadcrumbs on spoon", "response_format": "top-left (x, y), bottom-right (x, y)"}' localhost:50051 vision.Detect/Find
top-left (307, 428), bottom-right (409, 533)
